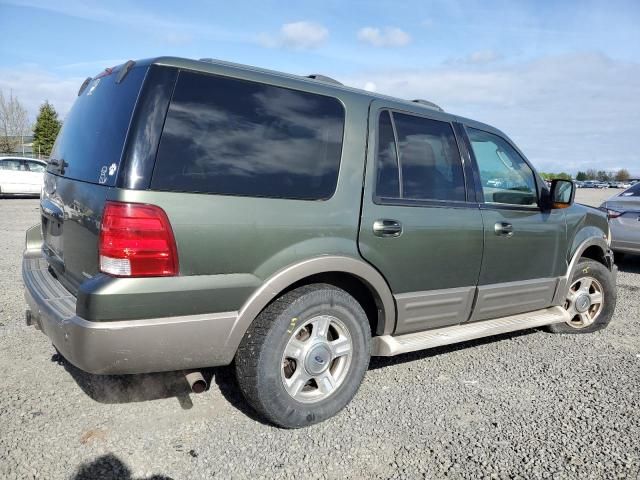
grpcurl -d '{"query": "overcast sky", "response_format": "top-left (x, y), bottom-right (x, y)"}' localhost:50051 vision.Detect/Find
top-left (1, 0), bottom-right (639, 174)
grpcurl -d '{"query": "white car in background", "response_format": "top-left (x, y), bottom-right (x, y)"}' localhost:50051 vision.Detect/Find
top-left (0, 156), bottom-right (47, 197)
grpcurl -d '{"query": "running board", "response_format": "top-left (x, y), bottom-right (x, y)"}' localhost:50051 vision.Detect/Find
top-left (372, 306), bottom-right (569, 356)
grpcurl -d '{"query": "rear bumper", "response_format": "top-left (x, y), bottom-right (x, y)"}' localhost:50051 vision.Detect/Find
top-left (609, 218), bottom-right (640, 254)
top-left (610, 219), bottom-right (640, 254)
top-left (22, 251), bottom-right (239, 374)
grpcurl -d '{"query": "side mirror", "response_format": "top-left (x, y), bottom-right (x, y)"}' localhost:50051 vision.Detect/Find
top-left (550, 179), bottom-right (575, 209)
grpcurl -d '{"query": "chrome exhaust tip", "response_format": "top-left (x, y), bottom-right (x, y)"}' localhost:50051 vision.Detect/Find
top-left (185, 371), bottom-right (207, 394)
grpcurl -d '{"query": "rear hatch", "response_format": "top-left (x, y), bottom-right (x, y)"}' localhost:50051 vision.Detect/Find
top-left (41, 63), bottom-right (149, 294)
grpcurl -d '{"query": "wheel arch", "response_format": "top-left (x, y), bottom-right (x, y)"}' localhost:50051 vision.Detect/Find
top-left (224, 256), bottom-right (396, 358)
top-left (552, 234), bottom-right (612, 305)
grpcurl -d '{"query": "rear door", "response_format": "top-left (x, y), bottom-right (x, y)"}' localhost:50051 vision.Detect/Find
top-left (358, 103), bottom-right (484, 335)
top-left (463, 125), bottom-right (567, 321)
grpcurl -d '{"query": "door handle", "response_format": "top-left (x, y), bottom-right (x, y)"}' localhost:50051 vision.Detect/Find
top-left (373, 219), bottom-right (402, 237)
top-left (494, 222), bottom-right (514, 237)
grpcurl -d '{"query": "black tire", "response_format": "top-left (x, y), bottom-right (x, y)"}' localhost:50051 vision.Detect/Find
top-left (235, 284), bottom-right (371, 428)
top-left (547, 259), bottom-right (616, 334)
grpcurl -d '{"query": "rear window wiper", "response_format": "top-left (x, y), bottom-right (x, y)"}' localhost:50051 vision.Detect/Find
top-left (48, 158), bottom-right (68, 174)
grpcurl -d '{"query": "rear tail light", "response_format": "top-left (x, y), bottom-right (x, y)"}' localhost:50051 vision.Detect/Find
top-left (99, 201), bottom-right (179, 277)
top-left (606, 208), bottom-right (623, 219)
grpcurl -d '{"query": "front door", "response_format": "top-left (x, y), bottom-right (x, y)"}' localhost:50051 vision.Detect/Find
top-left (358, 103), bottom-right (484, 334)
top-left (463, 125), bottom-right (567, 321)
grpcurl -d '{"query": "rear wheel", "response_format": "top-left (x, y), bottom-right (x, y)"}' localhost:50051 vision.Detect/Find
top-left (235, 284), bottom-right (371, 428)
top-left (548, 259), bottom-right (616, 334)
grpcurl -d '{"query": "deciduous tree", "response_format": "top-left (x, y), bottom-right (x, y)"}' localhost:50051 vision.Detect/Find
top-left (0, 90), bottom-right (30, 154)
top-left (614, 169), bottom-right (630, 182)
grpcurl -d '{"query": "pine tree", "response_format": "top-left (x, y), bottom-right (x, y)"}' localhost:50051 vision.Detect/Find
top-left (32, 101), bottom-right (61, 158)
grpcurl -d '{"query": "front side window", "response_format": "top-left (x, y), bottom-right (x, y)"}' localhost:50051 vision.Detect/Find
top-left (374, 110), bottom-right (466, 202)
top-left (152, 71), bottom-right (345, 200)
top-left (467, 128), bottom-right (538, 206)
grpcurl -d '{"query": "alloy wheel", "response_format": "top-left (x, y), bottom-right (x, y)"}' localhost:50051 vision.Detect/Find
top-left (281, 315), bottom-right (353, 403)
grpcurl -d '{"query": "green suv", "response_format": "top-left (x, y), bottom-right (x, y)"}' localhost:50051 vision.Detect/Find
top-left (22, 57), bottom-right (616, 428)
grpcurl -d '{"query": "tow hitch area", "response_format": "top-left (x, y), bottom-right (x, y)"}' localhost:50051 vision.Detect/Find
top-left (25, 310), bottom-right (41, 330)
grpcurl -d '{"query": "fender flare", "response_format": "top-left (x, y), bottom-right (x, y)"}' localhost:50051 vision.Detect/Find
top-left (223, 256), bottom-right (396, 356)
top-left (553, 236), bottom-right (611, 305)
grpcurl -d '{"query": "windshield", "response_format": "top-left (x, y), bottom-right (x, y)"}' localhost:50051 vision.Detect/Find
top-left (48, 65), bottom-right (147, 186)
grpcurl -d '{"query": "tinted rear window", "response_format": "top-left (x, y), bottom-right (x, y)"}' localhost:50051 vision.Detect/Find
top-left (48, 65), bottom-right (147, 186)
top-left (621, 183), bottom-right (640, 197)
top-left (151, 70), bottom-right (345, 200)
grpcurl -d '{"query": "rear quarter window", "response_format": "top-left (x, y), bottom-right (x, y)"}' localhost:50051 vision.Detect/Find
top-left (151, 71), bottom-right (345, 200)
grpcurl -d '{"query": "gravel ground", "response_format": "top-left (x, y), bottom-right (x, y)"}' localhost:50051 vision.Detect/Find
top-left (1, 194), bottom-right (639, 480)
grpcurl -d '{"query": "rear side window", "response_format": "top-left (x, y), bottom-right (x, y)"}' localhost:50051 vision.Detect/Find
top-left (152, 71), bottom-right (345, 200)
top-left (374, 110), bottom-right (466, 202)
top-left (375, 111), bottom-right (400, 198)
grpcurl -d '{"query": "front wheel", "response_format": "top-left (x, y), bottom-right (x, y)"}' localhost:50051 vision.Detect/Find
top-left (235, 284), bottom-right (371, 428)
top-left (547, 259), bottom-right (616, 334)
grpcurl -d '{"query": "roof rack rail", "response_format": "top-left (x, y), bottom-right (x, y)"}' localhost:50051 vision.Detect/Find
top-left (306, 74), bottom-right (343, 85)
top-left (412, 99), bottom-right (444, 112)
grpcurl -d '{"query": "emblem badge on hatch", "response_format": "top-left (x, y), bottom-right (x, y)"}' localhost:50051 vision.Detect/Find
top-left (98, 166), bottom-right (108, 184)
